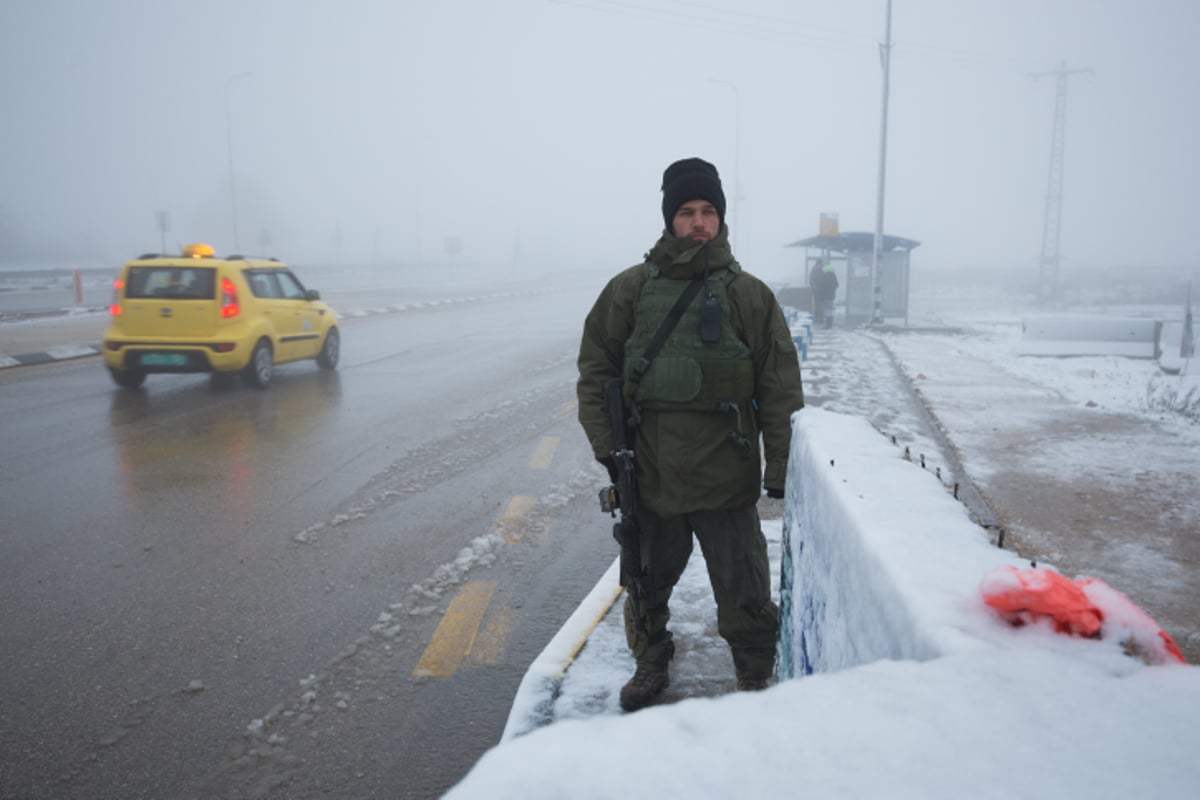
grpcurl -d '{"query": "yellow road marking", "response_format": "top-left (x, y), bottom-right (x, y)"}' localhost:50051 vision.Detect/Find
top-left (412, 490), bottom-right (551, 678)
top-left (470, 605), bottom-right (516, 666)
top-left (412, 581), bottom-right (497, 678)
top-left (528, 436), bottom-right (559, 470)
top-left (553, 400), bottom-right (576, 422)
top-left (496, 495), bottom-right (537, 543)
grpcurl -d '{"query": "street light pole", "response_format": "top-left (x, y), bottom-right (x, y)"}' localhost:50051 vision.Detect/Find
top-left (708, 78), bottom-right (741, 253)
top-left (225, 72), bottom-right (253, 252)
top-left (869, 0), bottom-right (894, 325)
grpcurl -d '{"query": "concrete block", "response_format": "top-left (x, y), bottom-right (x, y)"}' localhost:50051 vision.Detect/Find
top-left (1018, 316), bottom-right (1161, 358)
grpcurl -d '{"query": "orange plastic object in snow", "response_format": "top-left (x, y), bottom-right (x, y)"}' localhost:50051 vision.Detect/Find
top-left (981, 565), bottom-right (1185, 664)
top-left (982, 566), bottom-right (1103, 637)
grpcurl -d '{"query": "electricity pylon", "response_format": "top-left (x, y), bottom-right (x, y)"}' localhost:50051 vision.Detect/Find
top-left (1032, 62), bottom-right (1092, 304)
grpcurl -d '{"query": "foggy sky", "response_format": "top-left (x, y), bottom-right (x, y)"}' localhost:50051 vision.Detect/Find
top-left (1, 0), bottom-right (1197, 283)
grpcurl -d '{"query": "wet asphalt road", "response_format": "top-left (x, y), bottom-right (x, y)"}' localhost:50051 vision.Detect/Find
top-left (0, 279), bottom-right (617, 799)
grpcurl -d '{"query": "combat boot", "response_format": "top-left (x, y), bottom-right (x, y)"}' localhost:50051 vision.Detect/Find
top-left (736, 675), bottom-right (771, 692)
top-left (619, 665), bottom-right (669, 712)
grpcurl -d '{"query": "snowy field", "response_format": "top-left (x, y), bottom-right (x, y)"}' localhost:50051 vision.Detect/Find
top-left (898, 295), bottom-right (1199, 424)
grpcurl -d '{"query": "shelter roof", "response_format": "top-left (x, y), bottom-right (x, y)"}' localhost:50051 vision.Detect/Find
top-left (787, 232), bottom-right (921, 253)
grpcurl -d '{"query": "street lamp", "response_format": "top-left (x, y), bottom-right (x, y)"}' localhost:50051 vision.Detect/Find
top-left (869, 0), bottom-right (894, 325)
top-left (708, 77), bottom-right (741, 252)
top-left (225, 72), bottom-right (253, 252)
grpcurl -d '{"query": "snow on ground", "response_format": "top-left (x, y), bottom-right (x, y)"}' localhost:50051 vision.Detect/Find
top-left (448, 295), bottom-right (1199, 800)
top-left (449, 407), bottom-right (1199, 800)
top-left (888, 312), bottom-right (1199, 423)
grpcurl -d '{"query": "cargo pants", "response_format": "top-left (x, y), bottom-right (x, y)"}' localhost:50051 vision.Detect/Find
top-left (624, 503), bottom-right (778, 679)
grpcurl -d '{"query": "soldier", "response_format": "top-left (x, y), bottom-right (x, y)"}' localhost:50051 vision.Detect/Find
top-left (816, 260), bottom-right (839, 329)
top-left (576, 157), bottom-right (805, 711)
top-left (809, 258), bottom-right (826, 325)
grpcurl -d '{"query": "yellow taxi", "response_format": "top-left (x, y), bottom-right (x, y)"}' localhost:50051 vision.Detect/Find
top-left (103, 244), bottom-right (340, 389)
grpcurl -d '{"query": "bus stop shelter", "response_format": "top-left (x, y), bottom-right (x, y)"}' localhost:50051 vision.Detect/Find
top-left (787, 232), bottom-right (920, 325)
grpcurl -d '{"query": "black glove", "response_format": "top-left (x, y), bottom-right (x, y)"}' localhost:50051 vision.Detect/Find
top-left (765, 486), bottom-right (784, 499)
top-left (598, 455), bottom-right (618, 484)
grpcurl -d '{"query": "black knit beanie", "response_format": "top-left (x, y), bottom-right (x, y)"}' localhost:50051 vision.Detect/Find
top-left (661, 157), bottom-right (726, 232)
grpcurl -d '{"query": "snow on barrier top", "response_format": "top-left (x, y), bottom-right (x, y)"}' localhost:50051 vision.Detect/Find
top-left (1158, 320), bottom-right (1194, 374)
top-left (781, 408), bottom-right (1027, 676)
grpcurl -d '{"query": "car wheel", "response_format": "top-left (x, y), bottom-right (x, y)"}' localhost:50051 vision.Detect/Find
top-left (317, 328), bottom-right (340, 370)
top-left (109, 367), bottom-right (146, 389)
top-left (244, 339), bottom-right (274, 389)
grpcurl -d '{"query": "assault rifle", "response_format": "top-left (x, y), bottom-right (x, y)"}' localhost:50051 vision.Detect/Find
top-left (598, 378), bottom-right (657, 616)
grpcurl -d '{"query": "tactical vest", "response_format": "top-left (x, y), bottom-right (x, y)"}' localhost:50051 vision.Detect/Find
top-left (622, 264), bottom-right (754, 445)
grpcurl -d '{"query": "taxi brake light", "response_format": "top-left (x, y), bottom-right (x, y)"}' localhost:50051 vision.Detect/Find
top-left (110, 278), bottom-right (125, 316)
top-left (220, 278), bottom-right (240, 318)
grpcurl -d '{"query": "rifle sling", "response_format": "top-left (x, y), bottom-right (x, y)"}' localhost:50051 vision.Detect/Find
top-left (627, 273), bottom-right (707, 386)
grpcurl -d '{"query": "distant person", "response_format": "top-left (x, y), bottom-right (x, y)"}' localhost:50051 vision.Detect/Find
top-left (815, 261), bottom-right (839, 329)
top-left (576, 157), bottom-right (805, 711)
top-left (809, 259), bottom-right (826, 325)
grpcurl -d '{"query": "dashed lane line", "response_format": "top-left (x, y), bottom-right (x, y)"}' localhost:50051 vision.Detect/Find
top-left (528, 436), bottom-right (559, 470)
top-left (496, 495), bottom-right (537, 544)
top-left (412, 580), bottom-right (498, 678)
top-left (411, 420), bottom-right (572, 678)
top-left (469, 605), bottom-right (517, 667)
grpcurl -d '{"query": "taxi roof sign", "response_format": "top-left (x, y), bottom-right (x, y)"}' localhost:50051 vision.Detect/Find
top-left (182, 243), bottom-right (216, 259)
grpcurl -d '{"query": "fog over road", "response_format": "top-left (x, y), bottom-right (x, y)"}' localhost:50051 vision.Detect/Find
top-left (0, 278), bottom-right (616, 798)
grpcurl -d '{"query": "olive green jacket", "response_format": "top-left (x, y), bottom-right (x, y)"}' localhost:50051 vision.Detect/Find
top-left (577, 226), bottom-right (804, 515)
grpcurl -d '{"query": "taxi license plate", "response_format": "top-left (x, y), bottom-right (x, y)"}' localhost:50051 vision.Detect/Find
top-left (140, 353), bottom-right (188, 366)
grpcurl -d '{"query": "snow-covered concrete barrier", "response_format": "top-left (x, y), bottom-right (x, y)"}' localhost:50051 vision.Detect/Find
top-left (780, 408), bottom-right (1185, 675)
top-left (780, 408), bottom-right (1026, 677)
top-left (1017, 316), bottom-right (1161, 358)
top-left (1158, 319), bottom-right (1195, 374)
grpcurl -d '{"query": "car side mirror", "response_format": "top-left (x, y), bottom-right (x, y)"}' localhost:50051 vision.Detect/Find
top-left (305, 289), bottom-right (321, 301)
